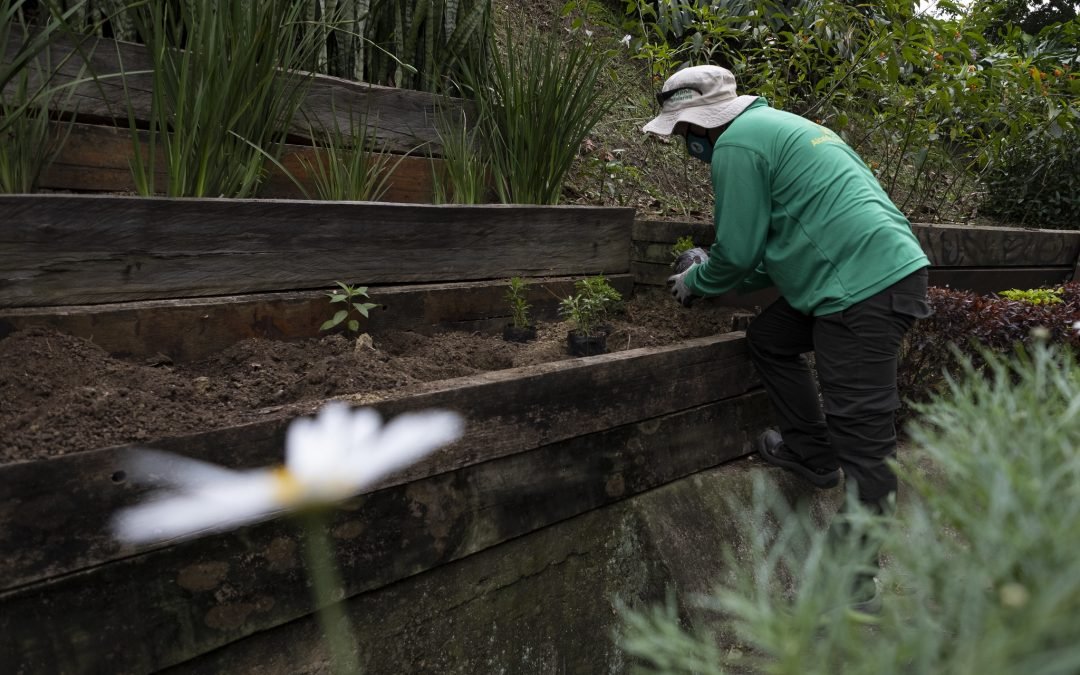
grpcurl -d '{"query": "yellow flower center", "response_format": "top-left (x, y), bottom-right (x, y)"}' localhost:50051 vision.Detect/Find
top-left (271, 466), bottom-right (304, 505)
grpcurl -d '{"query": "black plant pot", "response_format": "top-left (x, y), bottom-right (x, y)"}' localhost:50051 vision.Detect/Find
top-left (567, 330), bottom-right (607, 357)
top-left (503, 324), bottom-right (537, 343)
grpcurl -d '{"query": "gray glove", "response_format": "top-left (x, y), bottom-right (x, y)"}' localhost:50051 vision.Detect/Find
top-left (667, 265), bottom-right (699, 307)
top-left (672, 247), bottom-right (710, 275)
top-left (669, 247), bottom-right (709, 307)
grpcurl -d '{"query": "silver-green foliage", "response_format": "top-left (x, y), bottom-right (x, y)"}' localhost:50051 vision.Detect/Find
top-left (127, 0), bottom-right (319, 198)
top-left (620, 343), bottom-right (1080, 674)
top-left (464, 26), bottom-right (617, 205)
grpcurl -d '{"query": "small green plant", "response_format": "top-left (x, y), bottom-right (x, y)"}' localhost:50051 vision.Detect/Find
top-left (321, 282), bottom-right (377, 335)
top-left (670, 235), bottom-right (695, 259)
top-left (559, 275), bottom-right (622, 337)
top-left (998, 287), bottom-right (1064, 305)
top-left (505, 277), bottom-right (532, 329)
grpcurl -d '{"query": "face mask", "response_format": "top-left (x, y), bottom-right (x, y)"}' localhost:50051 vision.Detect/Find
top-left (685, 131), bottom-right (714, 164)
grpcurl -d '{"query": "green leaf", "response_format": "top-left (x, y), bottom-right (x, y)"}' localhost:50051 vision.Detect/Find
top-left (347, 319), bottom-right (360, 332)
top-left (322, 309), bottom-right (348, 330)
top-left (354, 302), bottom-right (377, 317)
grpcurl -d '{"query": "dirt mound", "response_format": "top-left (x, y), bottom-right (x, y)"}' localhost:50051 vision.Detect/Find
top-left (0, 289), bottom-right (748, 462)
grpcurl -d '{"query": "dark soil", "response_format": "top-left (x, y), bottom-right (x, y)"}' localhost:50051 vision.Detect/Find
top-left (0, 289), bottom-right (748, 462)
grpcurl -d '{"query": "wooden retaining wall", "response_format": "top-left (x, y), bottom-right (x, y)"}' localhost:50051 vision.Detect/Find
top-left (0, 197), bottom-right (774, 672)
top-left (3, 34), bottom-right (469, 200)
top-left (0, 333), bottom-right (768, 674)
top-left (633, 220), bottom-right (1080, 298)
top-left (0, 195), bottom-right (633, 308)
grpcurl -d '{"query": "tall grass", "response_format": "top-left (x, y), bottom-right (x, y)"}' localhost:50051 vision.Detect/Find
top-left (463, 26), bottom-right (616, 205)
top-left (432, 107), bottom-right (489, 204)
top-left (298, 107), bottom-right (401, 201)
top-left (126, 0), bottom-right (320, 198)
top-left (620, 342), bottom-right (1080, 674)
top-left (56, 0), bottom-right (493, 94)
top-left (0, 0), bottom-right (86, 192)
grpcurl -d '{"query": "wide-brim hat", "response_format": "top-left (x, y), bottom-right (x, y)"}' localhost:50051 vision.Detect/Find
top-left (642, 65), bottom-right (759, 135)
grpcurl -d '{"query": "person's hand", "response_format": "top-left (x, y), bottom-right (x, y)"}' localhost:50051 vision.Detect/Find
top-left (667, 266), bottom-right (699, 307)
top-left (672, 247), bottom-right (709, 274)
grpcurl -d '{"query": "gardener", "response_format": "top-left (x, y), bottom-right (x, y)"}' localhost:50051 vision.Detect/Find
top-left (643, 65), bottom-right (931, 521)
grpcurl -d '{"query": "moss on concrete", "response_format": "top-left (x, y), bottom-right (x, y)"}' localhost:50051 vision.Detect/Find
top-left (168, 457), bottom-right (844, 674)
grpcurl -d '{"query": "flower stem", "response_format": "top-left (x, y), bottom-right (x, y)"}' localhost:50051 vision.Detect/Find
top-left (301, 511), bottom-right (362, 675)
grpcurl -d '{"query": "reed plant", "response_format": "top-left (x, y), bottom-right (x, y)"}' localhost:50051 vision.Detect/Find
top-left (463, 26), bottom-right (616, 205)
top-left (0, 0), bottom-right (87, 192)
top-left (432, 107), bottom-right (489, 204)
top-left (126, 0), bottom-right (319, 198)
top-left (298, 107), bottom-right (400, 201)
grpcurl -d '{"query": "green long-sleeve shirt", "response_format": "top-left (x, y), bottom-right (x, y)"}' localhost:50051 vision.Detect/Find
top-left (685, 99), bottom-right (929, 316)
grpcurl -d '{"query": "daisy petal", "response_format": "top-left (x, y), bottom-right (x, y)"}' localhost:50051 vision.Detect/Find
top-left (112, 471), bottom-right (279, 544)
top-left (346, 410), bottom-right (465, 487)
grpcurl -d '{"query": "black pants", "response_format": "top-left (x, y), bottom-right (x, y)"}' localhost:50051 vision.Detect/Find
top-left (746, 268), bottom-right (930, 504)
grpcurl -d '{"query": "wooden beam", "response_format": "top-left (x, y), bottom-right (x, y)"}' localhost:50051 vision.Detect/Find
top-left (2, 34), bottom-right (469, 156)
top-left (632, 220), bottom-right (1080, 268)
top-left (0, 332), bottom-right (759, 593)
top-left (0, 275), bottom-right (635, 362)
top-left (0, 389), bottom-right (770, 674)
top-left (928, 266), bottom-right (1074, 293)
top-left (39, 122), bottom-right (440, 203)
top-left (912, 223), bottom-right (1080, 268)
top-left (0, 195), bottom-right (634, 307)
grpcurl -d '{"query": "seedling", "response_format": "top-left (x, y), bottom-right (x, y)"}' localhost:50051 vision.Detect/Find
top-left (559, 275), bottom-right (622, 338)
top-left (671, 235), bottom-right (695, 259)
top-left (505, 277), bottom-right (533, 329)
top-left (321, 282), bottom-right (377, 335)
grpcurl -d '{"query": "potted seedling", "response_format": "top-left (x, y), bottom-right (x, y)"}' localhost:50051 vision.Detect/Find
top-left (503, 276), bottom-right (537, 342)
top-left (559, 275), bottom-right (622, 357)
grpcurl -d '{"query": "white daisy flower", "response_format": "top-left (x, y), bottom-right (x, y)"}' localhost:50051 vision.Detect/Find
top-left (113, 404), bottom-right (464, 544)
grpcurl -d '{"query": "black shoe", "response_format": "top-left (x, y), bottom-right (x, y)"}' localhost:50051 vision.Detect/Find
top-left (755, 429), bottom-right (841, 489)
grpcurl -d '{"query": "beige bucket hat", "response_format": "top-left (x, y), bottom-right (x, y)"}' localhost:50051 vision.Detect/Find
top-left (643, 65), bottom-right (759, 135)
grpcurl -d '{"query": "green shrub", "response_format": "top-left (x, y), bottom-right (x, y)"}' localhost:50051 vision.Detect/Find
top-left (620, 342), bottom-right (1080, 674)
top-left (618, 0), bottom-right (1080, 223)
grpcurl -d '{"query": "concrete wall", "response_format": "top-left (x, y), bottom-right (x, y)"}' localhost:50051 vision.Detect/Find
top-left (169, 457), bottom-right (844, 674)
